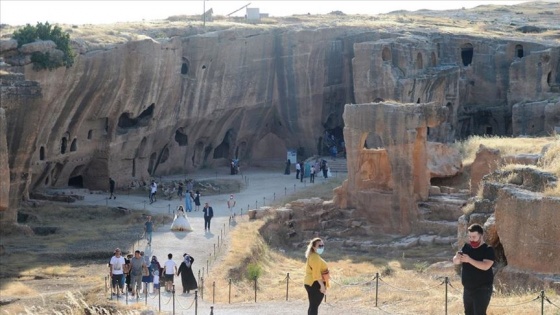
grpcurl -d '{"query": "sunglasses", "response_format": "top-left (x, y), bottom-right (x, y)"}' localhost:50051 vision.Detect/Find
top-left (317, 244), bottom-right (324, 248)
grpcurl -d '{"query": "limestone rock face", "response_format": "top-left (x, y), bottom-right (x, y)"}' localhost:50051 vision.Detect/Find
top-left (544, 101), bottom-right (560, 134)
top-left (495, 187), bottom-right (560, 274)
top-left (426, 142), bottom-right (462, 178)
top-left (336, 102), bottom-right (447, 234)
top-left (0, 108), bottom-right (9, 214)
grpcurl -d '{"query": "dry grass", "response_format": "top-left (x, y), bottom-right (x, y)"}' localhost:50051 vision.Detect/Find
top-left (454, 135), bottom-right (556, 166)
top-left (541, 140), bottom-right (560, 196)
top-left (202, 218), bottom-right (560, 314)
top-left (0, 282), bottom-right (38, 296)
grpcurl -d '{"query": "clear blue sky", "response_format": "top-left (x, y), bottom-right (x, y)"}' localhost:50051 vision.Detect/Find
top-left (1, 1), bottom-right (529, 26)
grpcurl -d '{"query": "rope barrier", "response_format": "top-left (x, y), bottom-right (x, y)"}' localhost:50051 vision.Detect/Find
top-left (445, 280), bottom-right (463, 294)
top-left (329, 275), bottom-right (376, 287)
top-left (378, 276), bottom-right (443, 293)
top-left (175, 295), bottom-right (196, 310)
top-left (490, 295), bottom-right (540, 307)
top-left (545, 296), bottom-right (560, 310)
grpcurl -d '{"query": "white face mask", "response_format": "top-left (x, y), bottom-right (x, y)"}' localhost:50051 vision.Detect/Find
top-left (316, 247), bottom-right (324, 255)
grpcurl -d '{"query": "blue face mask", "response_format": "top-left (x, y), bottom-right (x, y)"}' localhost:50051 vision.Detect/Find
top-left (316, 247), bottom-right (324, 255)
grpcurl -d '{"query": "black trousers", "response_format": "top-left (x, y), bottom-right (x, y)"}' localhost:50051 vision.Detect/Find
top-left (310, 173), bottom-right (315, 183)
top-left (296, 169), bottom-right (300, 179)
top-left (204, 217), bottom-right (211, 230)
top-left (463, 286), bottom-right (492, 315)
top-left (304, 281), bottom-right (324, 315)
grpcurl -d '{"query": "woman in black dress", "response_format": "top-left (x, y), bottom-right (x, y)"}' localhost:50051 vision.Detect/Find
top-left (177, 253), bottom-right (197, 294)
top-left (193, 190), bottom-right (201, 212)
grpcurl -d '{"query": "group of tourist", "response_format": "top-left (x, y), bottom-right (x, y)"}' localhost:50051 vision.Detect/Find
top-left (109, 250), bottom-right (197, 296)
top-left (286, 159), bottom-right (329, 182)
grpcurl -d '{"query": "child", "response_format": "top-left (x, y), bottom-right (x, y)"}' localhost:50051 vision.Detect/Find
top-left (153, 273), bottom-right (160, 294)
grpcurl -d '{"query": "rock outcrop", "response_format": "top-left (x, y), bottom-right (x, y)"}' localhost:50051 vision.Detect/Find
top-left (0, 108), bottom-right (9, 214)
top-left (1, 4), bottom-right (559, 218)
top-left (334, 102), bottom-right (447, 234)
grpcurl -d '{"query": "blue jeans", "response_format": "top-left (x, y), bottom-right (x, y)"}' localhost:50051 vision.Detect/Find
top-left (146, 231), bottom-right (152, 244)
top-left (463, 286), bottom-right (492, 315)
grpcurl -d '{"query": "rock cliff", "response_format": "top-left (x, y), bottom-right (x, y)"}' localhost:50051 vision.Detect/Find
top-left (1, 2), bottom-right (559, 220)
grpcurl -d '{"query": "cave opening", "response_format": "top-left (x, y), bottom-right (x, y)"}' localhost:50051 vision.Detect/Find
top-left (87, 130), bottom-right (93, 139)
top-left (461, 43), bottom-right (473, 67)
top-left (515, 44), bottom-right (524, 58)
top-left (68, 175), bottom-right (83, 188)
top-left (214, 130), bottom-right (234, 159)
top-left (181, 57), bottom-right (190, 75)
top-left (118, 104), bottom-right (155, 129)
top-left (40, 146), bottom-right (45, 161)
top-left (382, 47), bottom-right (392, 62)
top-left (322, 126), bottom-right (344, 155)
top-left (60, 137), bottom-right (67, 154)
top-left (70, 138), bottom-right (77, 152)
top-left (547, 71), bottom-right (552, 87)
top-left (175, 128), bottom-right (188, 146)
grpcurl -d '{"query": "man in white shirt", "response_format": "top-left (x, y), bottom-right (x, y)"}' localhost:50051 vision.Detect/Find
top-left (150, 181), bottom-right (157, 204)
top-left (227, 194), bottom-right (236, 219)
top-left (109, 248), bottom-right (126, 295)
top-left (296, 162), bottom-right (301, 179)
top-left (164, 253), bottom-right (177, 292)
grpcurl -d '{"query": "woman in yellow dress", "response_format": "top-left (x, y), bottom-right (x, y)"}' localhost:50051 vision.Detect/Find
top-left (304, 237), bottom-right (330, 315)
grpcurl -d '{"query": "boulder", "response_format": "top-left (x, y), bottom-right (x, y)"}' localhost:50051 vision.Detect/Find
top-left (501, 153), bottom-right (540, 166)
top-left (19, 40), bottom-right (57, 54)
top-left (470, 145), bottom-right (501, 196)
top-left (426, 142), bottom-right (462, 178)
top-left (0, 39), bottom-right (18, 53)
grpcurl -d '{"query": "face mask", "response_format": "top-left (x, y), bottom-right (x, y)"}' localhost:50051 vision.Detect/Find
top-left (316, 247), bottom-right (324, 255)
top-left (470, 240), bottom-right (481, 248)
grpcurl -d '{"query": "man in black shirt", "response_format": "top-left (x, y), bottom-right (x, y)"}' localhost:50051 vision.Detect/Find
top-left (453, 223), bottom-right (495, 315)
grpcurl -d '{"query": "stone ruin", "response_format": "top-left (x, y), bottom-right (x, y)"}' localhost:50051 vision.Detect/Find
top-left (333, 101), bottom-right (454, 234)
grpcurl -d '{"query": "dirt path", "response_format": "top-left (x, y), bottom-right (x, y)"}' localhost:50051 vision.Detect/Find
top-left (74, 166), bottom-right (346, 314)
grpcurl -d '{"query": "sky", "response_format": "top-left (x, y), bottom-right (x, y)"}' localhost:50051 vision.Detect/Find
top-left (0, 1), bottom-right (532, 26)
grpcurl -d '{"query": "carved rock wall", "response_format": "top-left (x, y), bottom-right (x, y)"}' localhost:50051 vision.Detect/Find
top-left (0, 108), bottom-right (9, 214)
top-left (335, 102), bottom-right (446, 234)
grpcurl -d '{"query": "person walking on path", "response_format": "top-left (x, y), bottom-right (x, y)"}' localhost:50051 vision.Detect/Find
top-left (300, 162), bottom-right (305, 183)
top-left (163, 253), bottom-right (177, 292)
top-left (144, 216), bottom-right (153, 246)
top-left (149, 256), bottom-right (162, 294)
top-left (321, 160), bottom-right (328, 179)
top-left (304, 238), bottom-right (330, 315)
top-left (177, 182), bottom-right (184, 198)
top-left (109, 177), bottom-right (116, 199)
top-left (129, 250), bottom-right (148, 297)
top-left (203, 202), bottom-right (214, 232)
top-left (453, 223), bottom-right (495, 315)
top-left (177, 253), bottom-right (198, 294)
top-left (310, 165), bottom-right (315, 183)
top-left (193, 190), bottom-right (201, 212)
top-left (296, 161), bottom-right (301, 179)
top-left (227, 194), bottom-right (236, 219)
top-left (109, 248), bottom-right (126, 295)
top-left (149, 181), bottom-right (157, 204)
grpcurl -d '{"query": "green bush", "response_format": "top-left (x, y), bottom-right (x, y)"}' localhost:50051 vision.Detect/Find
top-left (246, 263), bottom-right (263, 280)
top-left (12, 21), bottom-right (75, 70)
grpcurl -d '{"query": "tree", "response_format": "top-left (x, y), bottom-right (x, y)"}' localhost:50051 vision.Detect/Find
top-left (12, 21), bottom-right (75, 70)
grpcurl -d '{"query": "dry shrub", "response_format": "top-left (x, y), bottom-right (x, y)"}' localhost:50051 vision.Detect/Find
top-left (0, 281), bottom-right (38, 296)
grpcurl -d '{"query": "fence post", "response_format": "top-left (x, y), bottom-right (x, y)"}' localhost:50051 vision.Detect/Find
top-left (198, 269), bottom-right (201, 285)
top-left (541, 290), bottom-right (545, 315)
top-left (172, 284), bottom-right (176, 315)
top-left (445, 277), bottom-right (449, 315)
top-left (195, 290), bottom-right (198, 315)
top-left (375, 272), bottom-right (379, 307)
top-left (263, 197), bottom-right (266, 206)
top-left (274, 192), bottom-right (276, 201)
top-left (143, 200), bottom-right (146, 210)
top-left (210, 306), bottom-right (214, 315)
top-left (214, 244), bottom-right (216, 257)
top-left (285, 187), bottom-right (287, 195)
top-left (213, 281), bottom-right (215, 304)
top-left (105, 276), bottom-right (107, 296)
top-left (158, 283), bottom-right (161, 312)
top-left (254, 277), bottom-right (257, 303)
top-left (168, 203), bottom-right (170, 214)
top-left (255, 200), bottom-right (258, 209)
top-left (286, 273), bottom-right (290, 301)
top-left (207, 260), bottom-right (209, 275)
top-left (229, 278), bottom-right (232, 304)
top-left (201, 277), bottom-right (204, 301)
top-left (145, 281), bottom-right (148, 305)
top-left (293, 184), bottom-right (296, 191)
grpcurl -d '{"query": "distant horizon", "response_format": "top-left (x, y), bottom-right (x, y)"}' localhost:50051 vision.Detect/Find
top-left (0, 0), bottom-right (533, 26)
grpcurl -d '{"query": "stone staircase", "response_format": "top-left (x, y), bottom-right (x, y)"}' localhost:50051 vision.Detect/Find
top-left (320, 156), bottom-right (348, 173)
top-left (414, 188), bottom-right (470, 237)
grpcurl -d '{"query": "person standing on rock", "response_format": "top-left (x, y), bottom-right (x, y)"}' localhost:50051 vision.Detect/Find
top-left (177, 253), bottom-right (197, 294)
top-left (149, 180), bottom-right (157, 204)
top-left (109, 177), bottom-right (116, 199)
top-left (296, 161), bottom-right (301, 179)
top-left (203, 202), bottom-right (214, 232)
top-left (304, 237), bottom-right (330, 315)
top-left (453, 223), bottom-right (495, 315)
top-left (310, 165), bottom-right (315, 183)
